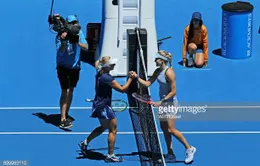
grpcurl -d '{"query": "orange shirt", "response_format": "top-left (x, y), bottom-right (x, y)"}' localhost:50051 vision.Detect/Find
top-left (182, 24), bottom-right (208, 61)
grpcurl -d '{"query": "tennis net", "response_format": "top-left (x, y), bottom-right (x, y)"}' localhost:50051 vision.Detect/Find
top-left (126, 28), bottom-right (165, 166)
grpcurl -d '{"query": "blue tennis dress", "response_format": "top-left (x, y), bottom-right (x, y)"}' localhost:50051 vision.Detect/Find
top-left (91, 72), bottom-right (116, 120)
top-left (157, 66), bottom-right (178, 103)
top-left (157, 66), bottom-right (178, 120)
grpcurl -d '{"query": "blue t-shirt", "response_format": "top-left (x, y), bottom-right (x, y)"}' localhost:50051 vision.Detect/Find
top-left (55, 30), bottom-right (87, 69)
top-left (93, 72), bottom-right (115, 109)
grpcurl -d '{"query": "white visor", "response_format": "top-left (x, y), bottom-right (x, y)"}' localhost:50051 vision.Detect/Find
top-left (100, 57), bottom-right (118, 68)
top-left (153, 52), bottom-right (168, 61)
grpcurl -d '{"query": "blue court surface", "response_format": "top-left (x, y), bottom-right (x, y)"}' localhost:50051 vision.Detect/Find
top-left (1, 0), bottom-right (260, 166)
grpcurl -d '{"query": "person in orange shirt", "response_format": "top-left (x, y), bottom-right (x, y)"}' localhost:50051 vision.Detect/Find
top-left (182, 12), bottom-right (208, 67)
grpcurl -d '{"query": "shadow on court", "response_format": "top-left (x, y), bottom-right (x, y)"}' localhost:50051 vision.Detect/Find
top-left (76, 147), bottom-right (119, 161)
top-left (32, 112), bottom-right (75, 131)
top-left (77, 151), bottom-right (106, 161)
top-left (76, 149), bottom-right (184, 163)
top-left (212, 48), bottom-right (221, 56)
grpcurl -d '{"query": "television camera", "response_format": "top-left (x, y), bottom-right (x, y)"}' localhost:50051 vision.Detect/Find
top-left (48, 14), bottom-right (81, 43)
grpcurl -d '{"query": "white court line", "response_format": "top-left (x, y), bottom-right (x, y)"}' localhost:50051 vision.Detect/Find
top-left (1, 105), bottom-right (260, 110)
top-left (0, 131), bottom-right (260, 135)
top-left (0, 107), bottom-right (132, 110)
top-left (0, 107), bottom-right (91, 110)
top-left (205, 106), bottom-right (260, 109)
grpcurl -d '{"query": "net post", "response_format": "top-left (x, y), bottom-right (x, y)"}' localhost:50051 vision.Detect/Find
top-left (127, 29), bottom-right (138, 96)
top-left (126, 29), bottom-right (147, 165)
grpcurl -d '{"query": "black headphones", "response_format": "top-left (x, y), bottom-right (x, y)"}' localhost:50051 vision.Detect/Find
top-left (74, 15), bottom-right (79, 22)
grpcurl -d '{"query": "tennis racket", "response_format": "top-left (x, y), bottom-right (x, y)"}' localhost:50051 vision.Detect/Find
top-left (132, 92), bottom-right (155, 105)
top-left (85, 98), bottom-right (128, 112)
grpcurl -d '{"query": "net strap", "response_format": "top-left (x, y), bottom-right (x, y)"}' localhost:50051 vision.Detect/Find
top-left (136, 29), bottom-right (148, 82)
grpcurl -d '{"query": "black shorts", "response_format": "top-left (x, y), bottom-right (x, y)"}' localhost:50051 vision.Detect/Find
top-left (186, 44), bottom-right (203, 51)
top-left (57, 66), bottom-right (80, 90)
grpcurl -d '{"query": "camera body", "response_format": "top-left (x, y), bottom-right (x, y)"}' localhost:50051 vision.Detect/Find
top-left (48, 14), bottom-right (80, 43)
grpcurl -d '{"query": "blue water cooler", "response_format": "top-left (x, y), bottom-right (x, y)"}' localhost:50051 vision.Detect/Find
top-left (221, 1), bottom-right (254, 59)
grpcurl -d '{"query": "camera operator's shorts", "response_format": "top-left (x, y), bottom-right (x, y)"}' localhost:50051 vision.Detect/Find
top-left (57, 66), bottom-right (80, 90)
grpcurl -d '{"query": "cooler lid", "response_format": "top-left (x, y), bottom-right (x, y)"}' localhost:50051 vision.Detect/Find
top-left (222, 1), bottom-right (254, 12)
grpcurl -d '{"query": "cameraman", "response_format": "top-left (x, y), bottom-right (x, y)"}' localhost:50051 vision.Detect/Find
top-left (55, 15), bottom-right (88, 129)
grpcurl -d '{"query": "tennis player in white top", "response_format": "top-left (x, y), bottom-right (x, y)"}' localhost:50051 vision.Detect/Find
top-left (129, 50), bottom-right (196, 164)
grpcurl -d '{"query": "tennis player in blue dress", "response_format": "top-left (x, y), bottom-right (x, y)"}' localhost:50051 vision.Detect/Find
top-left (79, 56), bottom-right (133, 162)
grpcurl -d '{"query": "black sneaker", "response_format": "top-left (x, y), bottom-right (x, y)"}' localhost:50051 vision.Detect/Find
top-left (164, 153), bottom-right (176, 163)
top-left (66, 118), bottom-right (73, 125)
top-left (66, 114), bottom-right (75, 124)
top-left (59, 120), bottom-right (72, 129)
top-left (78, 141), bottom-right (88, 156)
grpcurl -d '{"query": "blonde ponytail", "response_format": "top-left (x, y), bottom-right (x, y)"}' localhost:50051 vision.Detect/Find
top-left (166, 52), bottom-right (172, 68)
top-left (95, 60), bottom-right (101, 71)
top-left (95, 56), bottom-right (111, 73)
